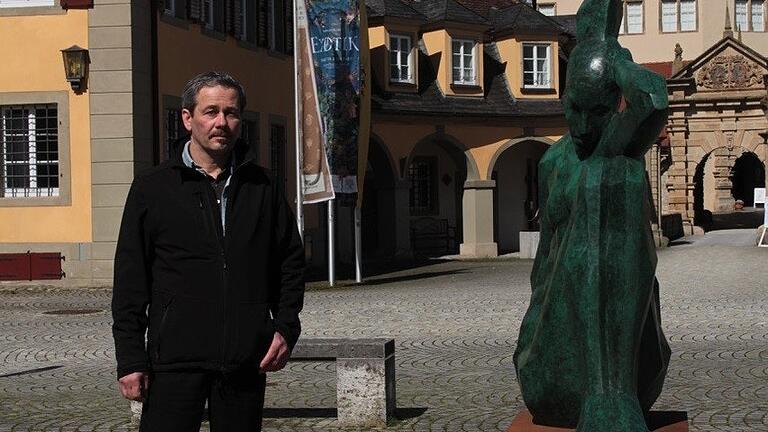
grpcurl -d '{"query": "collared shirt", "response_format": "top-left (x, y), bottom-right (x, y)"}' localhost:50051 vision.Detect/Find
top-left (182, 141), bottom-right (234, 236)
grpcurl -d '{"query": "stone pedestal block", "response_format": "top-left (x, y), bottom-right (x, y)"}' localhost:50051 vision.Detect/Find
top-left (337, 354), bottom-right (396, 428)
top-left (518, 231), bottom-right (540, 258)
top-left (507, 409), bottom-right (688, 432)
top-left (459, 241), bottom-right (498, 257)
top-left (460, 180), bottom-right (498, 257)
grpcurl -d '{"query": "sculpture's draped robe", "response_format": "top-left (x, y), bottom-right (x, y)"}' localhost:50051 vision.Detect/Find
top-left (513, 136), bottom-right (671, 428)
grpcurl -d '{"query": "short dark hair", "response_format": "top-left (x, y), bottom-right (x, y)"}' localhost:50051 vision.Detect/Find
top-left (181, 71), bottom-right (247, 113)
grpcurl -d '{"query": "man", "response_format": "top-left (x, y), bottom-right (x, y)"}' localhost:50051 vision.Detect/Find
top-left (112, 71), bottom-right (305, 431)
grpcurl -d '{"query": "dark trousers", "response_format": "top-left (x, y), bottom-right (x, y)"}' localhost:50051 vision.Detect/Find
top-left (139, 369), bottom-right (266, 432)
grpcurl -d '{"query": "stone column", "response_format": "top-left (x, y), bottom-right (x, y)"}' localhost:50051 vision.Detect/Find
top-left (712, 148), bottom-right (737, 211)
top-left (392, 180), bottom-right (413, 258)
top-left (459, 180), bottom-right (498, 257)
top-left (88, 1), bottom-right (154, 284)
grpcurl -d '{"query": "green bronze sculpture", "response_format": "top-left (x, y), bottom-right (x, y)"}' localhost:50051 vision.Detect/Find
top-left (513, 0), bottom-right (671, 431)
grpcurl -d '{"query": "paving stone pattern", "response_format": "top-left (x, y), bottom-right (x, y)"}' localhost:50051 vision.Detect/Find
top-left (0, 229), bottom-right (766, 431)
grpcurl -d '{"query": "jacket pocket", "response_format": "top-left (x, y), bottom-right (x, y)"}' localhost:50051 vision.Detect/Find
top-left (153, 296), bottom-right (173, 362)
top-left (153, 296), bottom-right (221, 366)
top-left (228, 302), bottom-right (275, 367)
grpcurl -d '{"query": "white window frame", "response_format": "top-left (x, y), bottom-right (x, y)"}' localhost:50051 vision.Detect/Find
top-left (679, 0), bottom-right (697, 31)
top-left (537, 3), bottom-right (556, 16)
top-left (738, 0), bottom-right (766, 31)
top-left (1, 104), bottom-right (59, 198)
top-left (0, 0), bottom-right (55, 7)
top-left (451, 38), bottom-right (477, 85)
top-left (522, 43), bottom-right (552, 89)
top-left (661, 0), bottom-right (678, 32)
top-left (735, 0), bottom-right (748, 31)
top-left (753, 0), bottom-right (766, 31)
top-left (625, 0), bottom-right (644, 34)
top-left (389, 34), bottom-right (413, 84)
top-left (660, 0), bottom-right (697, 32)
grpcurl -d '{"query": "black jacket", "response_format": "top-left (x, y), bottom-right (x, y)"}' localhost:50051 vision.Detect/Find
top-left (112, 141), bottom-right (305, 379)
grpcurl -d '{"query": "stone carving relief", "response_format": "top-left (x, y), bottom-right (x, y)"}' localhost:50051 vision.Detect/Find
top-left (697, 55), bottom-right (765, 90)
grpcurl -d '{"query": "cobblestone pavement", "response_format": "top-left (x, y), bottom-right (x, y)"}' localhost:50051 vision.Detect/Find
top-left (1, 229), bottom-right (766, 431)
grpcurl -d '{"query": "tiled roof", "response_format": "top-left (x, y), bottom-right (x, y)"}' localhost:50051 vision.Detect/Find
top-left (643, 62), bottom-right (674, 79)
top-left (366, 0), bottom-right (426, 20)
top-left (405, 0), bottom-right (489, 25)
top-left (453, 0), bottom-right (520, 18)
top-left (489, 3), bottom-right (566, 35)
top-left (642, 61), bottom-right (692, 79)
top-left (552, 14), bottom-right (577, 38)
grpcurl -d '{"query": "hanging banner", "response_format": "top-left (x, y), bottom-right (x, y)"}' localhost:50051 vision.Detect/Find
top-left (355, 1), bottom-right (370, 209)
top-left (296, 0), bottom-right (367, 204)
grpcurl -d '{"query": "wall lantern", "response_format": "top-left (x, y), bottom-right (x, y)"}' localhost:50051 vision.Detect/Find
top-left (61, 45), bottom-right (90, 92)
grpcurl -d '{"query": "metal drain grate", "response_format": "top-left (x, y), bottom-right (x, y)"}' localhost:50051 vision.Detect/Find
top-left (43, 308), bottom-right (102, 315)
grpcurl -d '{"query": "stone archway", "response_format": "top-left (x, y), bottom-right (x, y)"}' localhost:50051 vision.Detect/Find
top-left (406, 133), bottom-right (478, 256)
top-left (488, 138), bottom-right (553, 253)
top-left (730, 151), bottom-right (765, 207)
top-left (692, 146), bottom-right (766, 230)
top-left (361, 134), bottom-right (399, 258)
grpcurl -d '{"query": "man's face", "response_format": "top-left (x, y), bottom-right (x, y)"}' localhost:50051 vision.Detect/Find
top-left (182, 85), bottom-right (242, 155)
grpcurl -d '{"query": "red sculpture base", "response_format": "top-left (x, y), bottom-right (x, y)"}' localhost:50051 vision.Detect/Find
top-left (507, 409), bottom-right (688, 432)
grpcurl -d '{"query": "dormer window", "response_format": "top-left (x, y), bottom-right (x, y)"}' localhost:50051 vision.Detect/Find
top-left (523, 43), bottom-right (551, 89)
top-left (390, 34), bottom-right (414, 83)
top-left (452, 39), bottom-right (477, 85)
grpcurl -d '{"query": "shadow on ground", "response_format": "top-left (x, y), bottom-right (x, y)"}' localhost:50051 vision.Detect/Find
top-left (698, 208), bottom-right (764, 232)
top-left (306, 257), bottom-right (452, 284)
top-left (263, 407), bottom-right (428, 420)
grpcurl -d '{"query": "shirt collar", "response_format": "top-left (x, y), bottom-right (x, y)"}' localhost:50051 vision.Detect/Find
top-left (182, 140), bottom-right (236, 175)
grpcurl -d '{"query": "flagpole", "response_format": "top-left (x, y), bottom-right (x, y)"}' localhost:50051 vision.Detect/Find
top-left (328, 199), bottom-right (336, 286)
top-left (292, 0), bottom-right (304, 240)
top-left (354, 206), bottom-right (362, 283)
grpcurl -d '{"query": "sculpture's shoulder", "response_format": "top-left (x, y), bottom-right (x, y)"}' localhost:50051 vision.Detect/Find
top-left (539, 135), bottom-right (578, 179)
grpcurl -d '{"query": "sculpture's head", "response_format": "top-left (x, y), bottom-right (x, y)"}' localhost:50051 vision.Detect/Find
top-left (564, 41), bottom-right (621, 160)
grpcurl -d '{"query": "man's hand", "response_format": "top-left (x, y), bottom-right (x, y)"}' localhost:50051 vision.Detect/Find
top-left (260, 332), bottom-right (290, 373)
top-left (118, 372), bottom-right (149, 401)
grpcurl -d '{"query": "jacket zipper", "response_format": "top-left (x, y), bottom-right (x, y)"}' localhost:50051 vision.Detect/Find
top-left (197, 165), bottom-right (245, 372)
top-left (218, 167), bottom-right (242, 372)
top-left (204, 184), bottom-right (228, 372)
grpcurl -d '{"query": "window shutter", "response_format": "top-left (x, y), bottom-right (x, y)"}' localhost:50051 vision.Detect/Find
top-left (176, 0), bottom-right (188, 19)
top-left (189, 0), bottom-right (202, 21)
top-left (274, 0), bottom-right (285, 52)
top-left (233, 0), bottom-right (243, 39)
top-left (215, 1), bottom-right (226, 31)
top-left (258, 0), bottom-right (269, 47)
top-left (284, 0), bottom-right (293, 54)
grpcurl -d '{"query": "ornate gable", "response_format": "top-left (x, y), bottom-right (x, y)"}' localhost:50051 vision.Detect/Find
top-left (671, 37), bottom-right (768, 92)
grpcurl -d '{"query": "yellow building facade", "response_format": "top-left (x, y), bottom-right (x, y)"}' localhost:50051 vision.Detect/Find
top-left (1, 0), bottom-right (571, 285)
top-left (0, 1), bottom-right (295, 285)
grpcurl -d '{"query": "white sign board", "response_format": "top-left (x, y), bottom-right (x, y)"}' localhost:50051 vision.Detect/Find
top-left (754, 188), bottom-right (766, 205)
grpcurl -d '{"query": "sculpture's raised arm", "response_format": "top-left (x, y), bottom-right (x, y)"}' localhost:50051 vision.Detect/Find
top-left (594, 53), bottom-right (669, 160)
top-left (575, 0), bottom-right (622, 41)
